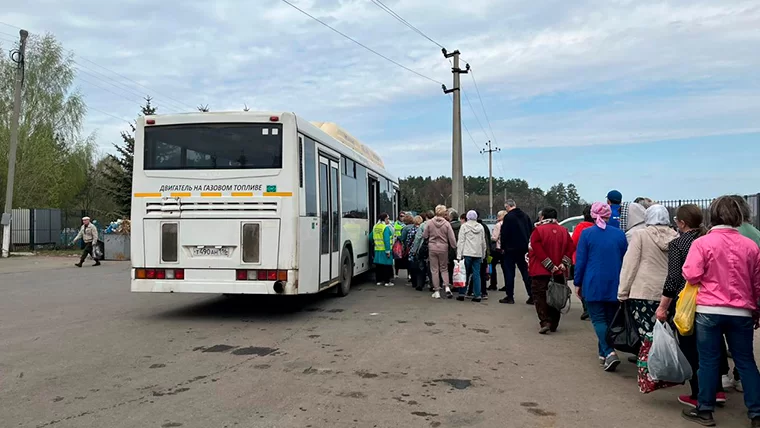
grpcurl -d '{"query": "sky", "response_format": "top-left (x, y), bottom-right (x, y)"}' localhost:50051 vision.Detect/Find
top-left (1, 0), bottom-right (759, 201)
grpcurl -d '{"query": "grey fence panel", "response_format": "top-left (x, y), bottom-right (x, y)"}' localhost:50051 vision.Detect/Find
top-left (32, 209), bottom-right (62, 245)
top-left (10, 209), bottom-right (30, 246)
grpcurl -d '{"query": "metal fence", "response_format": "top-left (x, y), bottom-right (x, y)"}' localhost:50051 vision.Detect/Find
top-left (658, 194), bottom-right (760, 230)
top-left (6, 208), bottom-right (112, 251)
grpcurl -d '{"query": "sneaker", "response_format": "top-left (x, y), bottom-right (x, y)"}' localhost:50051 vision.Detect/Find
top-left (384, 283), bottom-right (394, 287)
top-left (415, 286), bottom-right (424, 291)
top-left (93, 261), bottom-right (101, 266)
top-left (603, 353), bottom-right (621, 372)
top-left (499, 297), bottom-right (515, 304)
top-left (736, 379), bottom-right (744, 392)
top-left (715, 392), bottom-right (727, 404)
top-left (445, 287), bottom-right (453, 299)
top-left (678, 395), bottom-right (698, 408)
top-left (376, 282), bottom-right (383, 286)
top-left (75, 263), bottom-right (83, 268)
top-left (488, 285), bottom-right (497, 291)
top-left (432, 291), bottom-right (441, 299)
top-left (722, 375), bottom-right (734, 389)
top-left (580, 312), bottom-right (590, 320)
top-left (599, 356), bottom-right (605, 366)
top-left (456, 296), bottom-right (465, 301)
top-left (472, 297), bottom-right (482, 303)
top-left (482, 295), bottom-right (489, 300)
top-left (539, 326), bottom-right (550, 335)
top-left (498, 287), bottom-right (507, 292)
top-left (526, 298), bottom-right (534, 305)
top-left (681, 408), bottom-right (715, 426)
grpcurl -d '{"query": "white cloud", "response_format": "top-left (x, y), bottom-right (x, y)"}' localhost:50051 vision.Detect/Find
top-left (1, 0), bottom-right (758, 169)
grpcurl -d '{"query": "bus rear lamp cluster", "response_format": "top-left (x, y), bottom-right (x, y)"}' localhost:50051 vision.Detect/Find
top-left (236, 269), bottom-right (288, 281)
top-left (135, 268), bottom-right (185, 280)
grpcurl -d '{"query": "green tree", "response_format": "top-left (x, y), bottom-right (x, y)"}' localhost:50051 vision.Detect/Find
top-left (0, 33), bottom-right (91, 209)
top-left (102, 97), bottom-right (156, 216)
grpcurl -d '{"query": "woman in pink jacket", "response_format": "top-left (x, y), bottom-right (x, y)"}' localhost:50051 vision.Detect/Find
top-left (423, 205), bottom-right (457, 299)
top-left (681, 196), bottom-right (760, 427)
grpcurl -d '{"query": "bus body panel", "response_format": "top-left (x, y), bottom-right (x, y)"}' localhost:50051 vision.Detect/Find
top-left (131, 111), bottom-right (397, 295)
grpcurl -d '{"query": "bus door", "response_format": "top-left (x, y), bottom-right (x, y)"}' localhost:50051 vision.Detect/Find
top-left (318, 155), bottom-right (341, 286)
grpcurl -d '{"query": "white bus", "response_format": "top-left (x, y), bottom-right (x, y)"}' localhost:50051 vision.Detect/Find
top-left (130, 112), bottom-right (398, 296)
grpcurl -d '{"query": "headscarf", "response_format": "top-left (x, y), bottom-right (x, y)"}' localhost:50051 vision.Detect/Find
top-left (591, 202), bottom-right (611, 230)
top-left (627, 203), bottom-right (646, 231)
top-left (645, 204), bottom-right (670, 226)
top-left (466, 210), bottom-right (478, 221)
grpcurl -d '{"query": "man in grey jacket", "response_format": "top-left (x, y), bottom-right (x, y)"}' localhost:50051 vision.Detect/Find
top-left (73, 217), bottom-right (100, 267)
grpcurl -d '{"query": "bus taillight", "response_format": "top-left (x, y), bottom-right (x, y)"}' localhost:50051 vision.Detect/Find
top-left (235, 269), bottom-right (287, 281)
top-left (135, 268), bottom-right (185, 280)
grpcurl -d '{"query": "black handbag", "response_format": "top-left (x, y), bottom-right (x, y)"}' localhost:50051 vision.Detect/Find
top-left (605, 301), bottom-right (642, 355)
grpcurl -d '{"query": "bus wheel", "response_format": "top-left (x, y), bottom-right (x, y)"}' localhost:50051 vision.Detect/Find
top-left (336, 252), bottom-right (353, 297)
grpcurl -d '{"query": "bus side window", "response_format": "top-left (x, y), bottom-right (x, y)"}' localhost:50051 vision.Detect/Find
top-left (303, 136), bottom-right (318, 217)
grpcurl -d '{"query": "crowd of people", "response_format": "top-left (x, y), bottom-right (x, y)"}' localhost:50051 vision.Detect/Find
top-left (372, 190), bottom-right (760, 427)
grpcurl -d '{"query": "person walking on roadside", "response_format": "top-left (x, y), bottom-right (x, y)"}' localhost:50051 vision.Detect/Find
top-left (571, 205), bottom-right (595, 320)
top-left (574, 202), bottom-right (628, 372)
top-left (528, 207), bottom-right (575, 334)
top-left (373, 213), bottom-right (394, 287)
top-left (397, 215), bottom-right (414, 281)
top-left (466, 212), bottom-right (492, 300)
top-left (680, 196), bottom-right (760, 427)
top-left (456, 210), bottom-right (488, 303)
top-left (423, 205), bottom-right (457, 299)
top-left (73, 216), bottom-right (100, 268)
top-left (606, 190), bottom-right (623, 229)
top-left (489, 210), bottom-right (507, 291)
top-left (618, 205), bottom-right (678, 336)
top-left (654, 204), bottom-right (727, 410)
top-left (499, 199), bottom-right (533, 305)
top-left (407, 216), bottom-right (424, 290)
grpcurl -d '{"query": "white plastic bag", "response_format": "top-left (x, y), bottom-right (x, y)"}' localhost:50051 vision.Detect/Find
top-left (453, 260), bottom-right (467, 288)
top-left (648, 321), bottom-right (692, 383)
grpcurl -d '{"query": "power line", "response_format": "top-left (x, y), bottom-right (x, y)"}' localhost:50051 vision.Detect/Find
top-left (278, 0), bottom-right (443, 85)
top-left (368, 0), bottom-right (445, 50)
top-left (469, 68), bottom-right (498, 143)
top-left (76, 73), bottom-right (150, 107)
top-left (0, 20), bottom-right (196, 112)
top-left (86, 105), bottom-right (133, 125)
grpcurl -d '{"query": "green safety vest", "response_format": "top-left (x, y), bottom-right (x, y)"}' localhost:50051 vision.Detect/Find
top-left (373, 223), bottom-right (388, 251)
top-left (394, 221), bottom-right (403, 237)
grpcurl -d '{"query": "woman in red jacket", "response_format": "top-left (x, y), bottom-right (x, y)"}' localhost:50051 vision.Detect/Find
top-left (571, 205), bottom-right (594, 320)
top-left (529, 207), bottom-right (576, 334)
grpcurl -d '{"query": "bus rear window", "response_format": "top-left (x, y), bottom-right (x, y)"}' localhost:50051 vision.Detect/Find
top-left (144, 123), bottom-right (283, 170)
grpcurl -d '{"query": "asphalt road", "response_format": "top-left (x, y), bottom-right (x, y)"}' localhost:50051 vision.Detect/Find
top-left (0, 257), bottom-right (754, 428)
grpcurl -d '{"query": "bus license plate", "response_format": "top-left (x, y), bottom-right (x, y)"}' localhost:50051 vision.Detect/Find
top-left (191, 247), bottom-right (230, 257)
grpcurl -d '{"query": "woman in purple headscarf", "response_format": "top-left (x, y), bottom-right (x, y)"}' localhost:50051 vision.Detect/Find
top-left (574, 202), bottom-right (629, 372)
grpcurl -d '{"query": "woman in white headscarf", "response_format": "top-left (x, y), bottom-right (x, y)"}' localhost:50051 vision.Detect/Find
top-left (618, 204), bottom-right (679, 336)
top-left (620, 201), bottom-right (647, 242)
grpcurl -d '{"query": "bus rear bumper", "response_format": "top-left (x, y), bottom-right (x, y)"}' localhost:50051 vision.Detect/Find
top-left (130, 269), bottom-right (300, 295)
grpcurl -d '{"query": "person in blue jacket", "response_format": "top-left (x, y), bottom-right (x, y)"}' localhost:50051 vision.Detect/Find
top-left (574, 202), bottom-right (628, 372)
top-left (606, 190), bottom-right (622, 229)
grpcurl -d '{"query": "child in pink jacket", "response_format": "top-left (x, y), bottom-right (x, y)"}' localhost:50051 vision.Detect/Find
top-left (681, 196), bottom-right (760, 426)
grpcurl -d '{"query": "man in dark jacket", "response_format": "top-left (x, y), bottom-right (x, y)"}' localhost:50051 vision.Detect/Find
top-left (499, 199), bottom-right (534, 305)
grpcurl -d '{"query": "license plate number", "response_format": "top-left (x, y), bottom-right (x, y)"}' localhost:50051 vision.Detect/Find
top-left (191, 247), bottom-right (230, 257)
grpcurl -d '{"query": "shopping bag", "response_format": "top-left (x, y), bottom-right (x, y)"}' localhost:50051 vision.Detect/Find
top-left (392, 239), bottom-right (403, 260)
top-left (547, 278), bottom-right (572, 312)
top-left (93, 242), bottom-right (104, 261)
top-left (674, 282), bottom-right (698, 336)
top-left (648, 321), bottom-right (692, 383)
top-left (637, 333), bottom-right (681, 393)
top-left (605, 301), bottom-right (641, 355)
top-left (452, 260), bottom-right (467, 288)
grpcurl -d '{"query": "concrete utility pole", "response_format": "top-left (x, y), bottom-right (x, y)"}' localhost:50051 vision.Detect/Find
top-left (441, 49), bottom-right (469, 214)
top-left (2, 29), bottom-right (29, 258)
top-left (481, 140), bottom-right (500, 218)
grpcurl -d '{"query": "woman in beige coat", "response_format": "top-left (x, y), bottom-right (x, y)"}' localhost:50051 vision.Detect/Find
top-left (618, 204), bottom-right (678, 336)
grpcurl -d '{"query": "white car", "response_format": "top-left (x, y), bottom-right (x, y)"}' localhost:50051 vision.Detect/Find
top-left (559, 215), bottom-right (584, 236)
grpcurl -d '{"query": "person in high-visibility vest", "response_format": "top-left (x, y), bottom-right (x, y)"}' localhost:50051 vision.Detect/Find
top-left (373, 213), bottom-right (394, 286)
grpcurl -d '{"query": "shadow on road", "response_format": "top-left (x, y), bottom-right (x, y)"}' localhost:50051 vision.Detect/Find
top-left (146, 289), bottom-right (350, 322)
